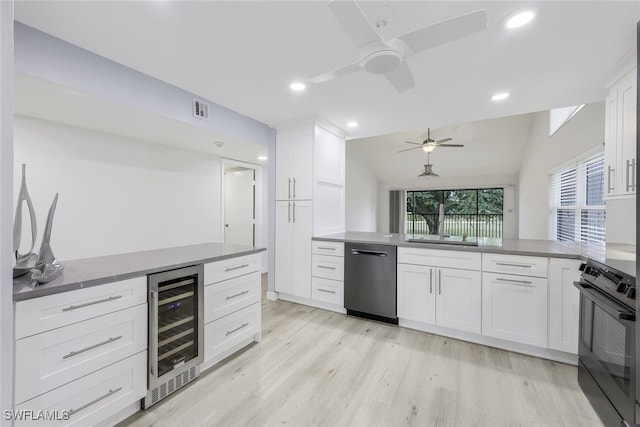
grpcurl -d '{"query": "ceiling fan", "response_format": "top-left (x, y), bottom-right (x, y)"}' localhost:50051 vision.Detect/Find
top-left (398, 128), bottom-right (464, 153)
top-left (418, 152), bottom-right (439, 178)
top-left (308, 1), bottom-right (487, 93)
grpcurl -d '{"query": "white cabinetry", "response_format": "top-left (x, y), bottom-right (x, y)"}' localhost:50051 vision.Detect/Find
top-left (13, 277), bottom-right (147, 426)
top-left (311, 241), bottom-right (344, 308)
top-left (548, 258), bottom-right (582, 354)
top-left (275, 122), bottom-right (345, 301)
top-left (202, 254), bottom-right (261, 370)
top-left (605, 66), bottom-right (637, 198)
top-left (482, 254), bottom-right (548, 347)
top-left (397, 248), bottom-right (481, 334)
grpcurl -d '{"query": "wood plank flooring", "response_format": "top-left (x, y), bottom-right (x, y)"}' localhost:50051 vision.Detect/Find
top-left (120, 274), bottom-right (603, 427)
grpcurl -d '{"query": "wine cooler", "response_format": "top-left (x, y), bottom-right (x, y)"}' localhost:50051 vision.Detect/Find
top-left (144, 264), bottom-right (204, 408)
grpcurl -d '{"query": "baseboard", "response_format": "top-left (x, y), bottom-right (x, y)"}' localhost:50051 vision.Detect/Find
top-left (200, 336), bottom-right (258, 373)
top-left (398, 318), bottom-right (578, 365)
top-left (266, 291), bottom-right (279, 301)
top-left (99, 402), bottom-right (141, 427)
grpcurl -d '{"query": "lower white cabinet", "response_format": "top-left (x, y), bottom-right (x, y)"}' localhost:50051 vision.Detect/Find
top-left (311, 277), bottom-right (344, 305)
top-left (204, 302), bottom-right (260, 363)
top-left (482, 272), bottom-right (548, 347)
top-left (548, 258), bottom-right (582, 354)
top-left (275, 200), bottom-right (312, 298)
top-left (397, 263), bottom-right (481, 334)
top-left (14, 351), bottom-right (146, 427)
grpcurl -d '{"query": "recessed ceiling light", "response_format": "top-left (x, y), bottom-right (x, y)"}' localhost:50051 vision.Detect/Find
top-left (347, 121), bottom-right (358, 128)
top-left (505, 10), bottom-right (535, 29)
top-left (289, 82), bottom-right (306, 91)
top-left (491, 92), bottom-right (510, 101)
top-left (258, 156), bottom-right (268, 161)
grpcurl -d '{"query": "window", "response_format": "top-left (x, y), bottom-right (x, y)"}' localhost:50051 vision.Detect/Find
top-left (549, 153), bottom-right (605, 243)
top-left (405, 188), bottom-right (504, 238)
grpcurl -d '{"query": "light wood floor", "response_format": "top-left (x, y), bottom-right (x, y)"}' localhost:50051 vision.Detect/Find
top-left (121, 274), bottom-right (603, 427)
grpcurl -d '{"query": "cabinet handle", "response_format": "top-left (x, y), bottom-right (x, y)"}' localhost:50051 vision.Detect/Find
top-left (626, 160), bottom-right (632, 192)
top-left (225, 263), bottom-right (249, 272)
top-left (292, 202), bottom-right (296, 223)
top-left (226, 322), bottom-right (250, 336)
top-left (495, 262), bottom-right (532, 268)
top-left (288, 202), bottom-right (291, 223)
top-left (68, 387), bottom-right (122, 417)
top-left (288, 178), bottom-right (291, 199)
top-left (495, 277), bottom-right (534, 287)
top-left (318, 288), bottom-right (336, 294)
top-left (225, 290), bottom-right (249, 300)
top-left (628, 158), bottom-right (637, 192)
top-left (608, 166), bottom-right (615, 194)
top-left (62, 295), bottom-right (123, 312)
top-left (317, 246), bottom-right (336, 251)
top-left (293, 177), bottom-right (296, 199)
top-left (429, 269), bottom-right (433, 294)
top-left (63, 336), bottom-right (123, 359)
top-left (438, 270), bottom-right (442, 295)
top-left (317, 265), bottom-right (336, 270)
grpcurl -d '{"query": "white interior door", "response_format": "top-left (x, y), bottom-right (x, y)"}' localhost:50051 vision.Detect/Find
top-left (224, 168), bottom-right (254, 246)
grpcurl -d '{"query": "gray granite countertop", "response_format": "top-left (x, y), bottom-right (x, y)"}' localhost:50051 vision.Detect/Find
top-left (314, 232), bottom-right (636, 277)
top-left (14, 242), bottom-right (265, 301)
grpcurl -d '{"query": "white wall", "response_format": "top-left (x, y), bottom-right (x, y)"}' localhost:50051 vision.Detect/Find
top-left (0, 0), bottom-right (14, 420)
top-left (345, 141), bottom-right (378, 232)
top-left (14, 115), bottom-right (224, 260)
top-left (518, 102), bottom-right (605, 239)
top-left (377, 174), bottom-right (519, 237)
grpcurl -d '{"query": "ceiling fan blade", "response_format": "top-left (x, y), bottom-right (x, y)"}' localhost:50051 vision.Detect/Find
top-left (307, 61), bottom-right (362, 84)
top-left (404, 141), bottom-right (422, 146)
top-left (398, 10), bottom-right (487, 55)
top-left (328, 0), bottom-right (381, 49)
top-left (437, 144), bottom-right (465, 148)
top-left (398, 146), bottom-right (423, 153)
top-left (384, 61), bottom-right (415, 93)
top-left (435, 137), bottom-right (453, 143)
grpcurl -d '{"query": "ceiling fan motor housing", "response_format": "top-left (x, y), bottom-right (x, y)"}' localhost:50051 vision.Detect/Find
top-left (360, 39), bottom-right (411, 75)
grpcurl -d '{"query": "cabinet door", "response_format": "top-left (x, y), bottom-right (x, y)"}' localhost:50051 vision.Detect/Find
top-left (291, 201), bottom-right (312, 298)
top-left (605, 91), bottom-right (618, 196)
top-left (618, 69), bottom-right (637, 195)
top-left (291, 129), bottom-right (313, 200)
top-left (436, 268), bottom-right (481, 334)
top-left (482, 272), bottom-right (548, 347)
top-left (397, 264), bottom-right (435, 324)
top-left (548, 258), bottom-right (581, 354)
top-left (275, 132), bottom-right (294, 200)
top-left (274, 201), bottom-right (293, 294)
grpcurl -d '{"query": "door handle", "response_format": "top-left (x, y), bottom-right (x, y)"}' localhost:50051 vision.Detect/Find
top-left (350, 249), bottom-right (388, 257)
top-left (429, 269), bottom-right (433, 294)
top-left (438, 270), bottom-right (442, 295)
top-left (607, 166), bottom-right (615, 193)
top-left (574, 281), bottom-right (635, 321)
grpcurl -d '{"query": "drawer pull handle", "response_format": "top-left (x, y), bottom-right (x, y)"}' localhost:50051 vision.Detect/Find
top-left (68, 387), bottom-right (122, 416)
top-left (62, 295), bottom-right (123, 311)
top-left (317, 246), bottom-right (336, 251)
top-left (318, 288), bottom-right (336, 294)
top-left (225, 290), bottom-right (250, 300)
top-left (496, 277), bottom-right (534, 287)
top-left (63, 336), bottom-right (123, 360)
top-left (225, 264), bottom-right (249, 272)
top-left (226, 322), bottom-right (250, 336)
top-left (495, 262), bottom-right (532, 268)
top-left (317, 265), bottom-right (336, 270)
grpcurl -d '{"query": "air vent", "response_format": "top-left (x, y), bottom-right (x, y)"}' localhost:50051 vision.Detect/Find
top-left (193, 98), bottom-right (210, 120)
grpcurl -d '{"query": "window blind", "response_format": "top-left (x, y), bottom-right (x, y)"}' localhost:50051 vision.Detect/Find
top-left (549, 153), bottom-right (605, 243)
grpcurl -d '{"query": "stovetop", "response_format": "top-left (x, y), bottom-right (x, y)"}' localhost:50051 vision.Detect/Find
top-left (580, 258), bottom-right (636, 309)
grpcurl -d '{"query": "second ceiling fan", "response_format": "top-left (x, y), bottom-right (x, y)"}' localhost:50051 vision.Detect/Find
top-left (308, 1), bottom-right (488, 93)
top-left (399, 128), bottom-right (464, 153)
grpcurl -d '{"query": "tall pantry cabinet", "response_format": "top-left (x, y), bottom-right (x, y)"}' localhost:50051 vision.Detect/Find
top-left (274, 122), bottom-right (345, 301)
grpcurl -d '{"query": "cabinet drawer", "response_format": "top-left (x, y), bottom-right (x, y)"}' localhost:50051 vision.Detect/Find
top-left (311, 277), bottom-right (344, 306)
top-left (14, 351), bottom-right (146, 427)
top-left (312, 241), bottom-right (344, 256)
top-left (398, 247), bottom-right (481, 271)
top-left (204, 254), bottom-right (260, 285)
top-left (204, 271), bottom-right (260, 324)
top-left (204, 302), bottom-right (260, 363)
top-left (15, 277), bottom-right (147, 339)
top-left (482, 253), bottom-right (548, 278)
top-left (312, 254), bottom-right (344, 281)
top-left (15, 304), bottom-right (147, 405)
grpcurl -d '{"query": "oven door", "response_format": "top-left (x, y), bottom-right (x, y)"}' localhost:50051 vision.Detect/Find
top-left (575, 281), bottom-right (636, 423)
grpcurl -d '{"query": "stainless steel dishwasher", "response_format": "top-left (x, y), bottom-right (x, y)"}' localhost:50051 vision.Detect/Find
top-left (344, 242), bottom-right (397, 324)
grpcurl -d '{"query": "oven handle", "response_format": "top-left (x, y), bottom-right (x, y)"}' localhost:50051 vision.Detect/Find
top-left (573, 281), bottom-right (635, 321)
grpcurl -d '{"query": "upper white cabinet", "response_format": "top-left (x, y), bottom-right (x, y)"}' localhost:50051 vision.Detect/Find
top-left (276, 127), bottom-right (313, 201)
top-left (605, 66), bottom-right (637, 198)
top-left (548, 258), bottom-right (582, 354)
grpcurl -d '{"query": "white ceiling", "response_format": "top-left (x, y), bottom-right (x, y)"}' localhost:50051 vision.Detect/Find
top-left (13, 0), bottom-right (640, 142)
